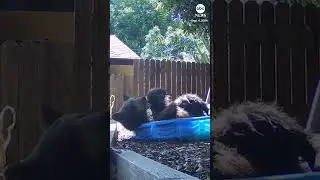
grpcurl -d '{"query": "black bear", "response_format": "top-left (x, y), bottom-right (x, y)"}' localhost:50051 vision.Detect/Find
top-left (212, 101), bottom-right (316, 178)
top-left (175, 94), bottom-right (209, 116)
top-left (5, 107), bottom-right (109, 180)
top-left (111, 96), bottom-right (150, 131)
top-left (112, 88), bottom-right (210, 131)
top-left (155, 92), bottom-right (209, 121)
top-left (146, 88), bottom-right (172, 120)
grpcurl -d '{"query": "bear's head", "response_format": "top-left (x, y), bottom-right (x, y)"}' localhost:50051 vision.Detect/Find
top-left (111, 96), bottom-right (149, 131)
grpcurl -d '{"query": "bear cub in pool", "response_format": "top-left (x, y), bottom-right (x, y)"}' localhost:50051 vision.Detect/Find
top-left (112, 88), bottom-right (209, 131)
top-left (4, 105), bottom-right (109, 180)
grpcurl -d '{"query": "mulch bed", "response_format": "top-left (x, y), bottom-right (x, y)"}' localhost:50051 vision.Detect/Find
top-left (113, 139), bottom-right (210, 180)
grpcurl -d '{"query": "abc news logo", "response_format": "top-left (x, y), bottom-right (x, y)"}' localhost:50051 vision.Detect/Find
top-left (196, 4), bottom-right (205, 14)
top-left (195, 4), bottom-right (206, 18)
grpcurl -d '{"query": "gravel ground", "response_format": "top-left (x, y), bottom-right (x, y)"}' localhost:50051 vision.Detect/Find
top-left (114, 139), bottom-right (210, 180)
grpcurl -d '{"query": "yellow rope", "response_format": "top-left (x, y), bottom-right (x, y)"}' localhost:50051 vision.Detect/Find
top-left (110, 95), bottom-right (116, 117)
top-left (109, 95), bottom-right (119, 144)
top-left (0, 105), bottom-right (16, 180)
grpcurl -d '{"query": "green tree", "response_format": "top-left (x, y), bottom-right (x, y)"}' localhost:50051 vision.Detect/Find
top-left (160, 0), bottom-right (211, 35)
top-left (110, 0), bottom-right (172, 54)
top-left (110, 0), bottom-right (210, 63)
top-left (141, 26), bottom-right (209, 63)
top-left (158, 0), bottom-right (211, 63)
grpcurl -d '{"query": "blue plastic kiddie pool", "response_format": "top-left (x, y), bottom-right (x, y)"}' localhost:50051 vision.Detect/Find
top-left (133, 116), bottom-right (210, 141)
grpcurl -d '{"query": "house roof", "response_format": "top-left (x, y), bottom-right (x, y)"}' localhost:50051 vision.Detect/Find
top-left (110, 34), bottom-right (140, 60)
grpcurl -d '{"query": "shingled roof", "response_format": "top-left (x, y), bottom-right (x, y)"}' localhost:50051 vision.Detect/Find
top-left (110, 34), bottom-right (140, 60)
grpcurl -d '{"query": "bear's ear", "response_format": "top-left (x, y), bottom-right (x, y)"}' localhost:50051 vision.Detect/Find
top-left (111, 112), bottom-right (124, 122)
top-left (42, 104), bottom-right (63, 127)
top-left (123, 95), bottom-right (130, 101)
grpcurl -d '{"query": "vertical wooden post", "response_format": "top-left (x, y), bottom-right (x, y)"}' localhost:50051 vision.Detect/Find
top-left (291, 4), bottom-right (307, 125)
top-left (74, 0), bottom-right (92, 112)
top-left (91, 0), bottom-right (108, 112)
top-left (74, 0), bottom-right (108, 112)
top-left (229, 0), bottom-right (245, 103)
top-left (275, 3), bottom-right (291, 113)
top-left (212, 0), bottom-right (228, 110)
top-left (261, 2), bottom-right (276, 102)
top-left (245, 1), bottom-right (261, 101)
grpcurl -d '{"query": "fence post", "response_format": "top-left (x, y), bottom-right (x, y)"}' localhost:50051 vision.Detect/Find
top-left (213, 0), bottom-right (229, 110)
top-left (91, 0), bottom-right (108, 112)
top-left (74, 0), bottom-right (92, 112)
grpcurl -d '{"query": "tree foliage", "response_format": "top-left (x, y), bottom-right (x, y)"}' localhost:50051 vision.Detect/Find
top-left (110, 0), bottom-right (210, 63)
top-left (160, 0), bottom-right (211, 36)
top-left (110, 0), bottom-right (171, 54)
top-left (154, 0), bottom-right (211, 63)
top-left (141, 26), bottom-right (209, 63)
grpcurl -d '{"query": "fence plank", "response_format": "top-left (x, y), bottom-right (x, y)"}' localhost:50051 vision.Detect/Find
top-left (160, 60), bottom-right (166, 89)
top-left (133, 60), bottom-right (139, 96)
top-left (291, 4), bottom-right (307, 125)
top-left (144, 60), bottom-right (150, 95)
top-left (171, 61), bottom-right (177, 99)
top-left (213, 0), bottom-right (228, 110)
top-left (155, 60), bottom-right (161, 88)
top-left (229, 0), bottom-right (245, 103)
top-left (176, 61), bottom-right (182, 97)
top-left (43, 42), bottom-right (75, 114)
top-left (92, 0), bottom-right (108, 112)
top-left (205, 63), bottom-right (210, 98)
top-left (200, 63), bottom-right (207, 99)
top-left (317, 9), bottom-right (320, 67)
top-left (194, 62), bottom-right (201, 97)
top-left (149, 60), bottom-right (156, 89)
top-left (110, 74), bottom-right (125, 113)
top-left (139, 60), bottom-right (145, 96)
top-left (186, 62), bottom-right (192, 93)
top-left (18, 41), bottom-right (44, 159)
top-left (198, 64), bottom-right (203, 99)
top-left (42, 42), bottom-right (53, 109)
top-left (165, 60), bottom-right (172, 96)
top-left (0, 41), bottom-right (20, 164)
top-left (205, 63), bottom-right (209, 99)
top-left (305, 5), bottom-right (320, 115)
top-left (195, 63), bottom-right (203, 99)
top-left (191, 62), bottom-right (197, 94)
top-left (204, 63), bottom-right (208, 99)
top-left (74, 0), bottom-right (92, 112)
top-left (181, 62), bottom-right (187, 94)
top-left (124, 75), bottom-right (134, 97)
top-left (261, 2), bottom-right (276, 102)
top-left (275, 3), bottom-right (292, 112)
top-left (0, 42), bottom-right (1, 99)
top-left (245, 1), bottom-right (261, 101)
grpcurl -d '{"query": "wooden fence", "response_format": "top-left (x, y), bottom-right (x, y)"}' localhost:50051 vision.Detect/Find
top-left (0, 40), bottom-right (101, 165)
top-left (110, 60), bottom-right (211, 113)
top-left (213, 0), bottom-right (320, 126)
top-left (0, 40), bottom-right (209, 164)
